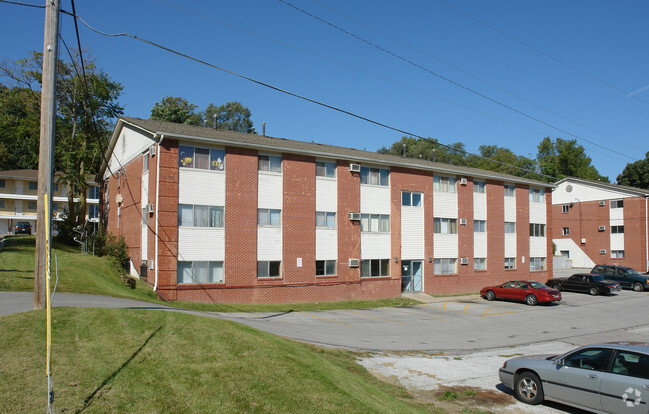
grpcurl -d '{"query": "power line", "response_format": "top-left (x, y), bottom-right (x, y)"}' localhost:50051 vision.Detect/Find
top-left (0, 0), bottom-right (44, 8)
top-left (277, 0), bottom-right (639, 163)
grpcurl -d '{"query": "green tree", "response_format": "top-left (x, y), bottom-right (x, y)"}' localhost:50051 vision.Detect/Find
top-left (150, 96), bottom-right (199, 124)
top-left (465, 145), bottom-right (538, 179)
top-left (202, 101), bottom-right (255, 134)
top-left (536, 137), bottom-right (608, 183)
top-left (617, 152), bottom-right (649, 189)
top-left (377, 136), bottom-right (467, 166)
top-left (0, 83), bottom-right (41, 169)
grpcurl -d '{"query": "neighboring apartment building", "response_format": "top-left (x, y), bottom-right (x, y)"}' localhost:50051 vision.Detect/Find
top-left (100, 117), bottom-right (554, 304)
top-left (0, 169), bottom-right (101, 234)
top-left (552, 177), bottom-right (649, 271)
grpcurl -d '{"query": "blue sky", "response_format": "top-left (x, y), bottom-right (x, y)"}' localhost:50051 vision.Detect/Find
top-left (1, 0), bottom-right (648, 181)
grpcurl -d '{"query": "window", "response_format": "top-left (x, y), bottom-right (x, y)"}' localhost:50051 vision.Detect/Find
top-left (316, 260), bottom-right (336, 276)
top-left (529, 188), bottom-right (545, 203)
top-left (562, 204), bottom-right (569, 214)
top-left (505, 257), bottom-right (516, 269)
top-left (53, 183), bottom-right (59, 192)
top-left (562, 227), bottom-right (570, 236)
top-left (257, 261), bottom-right (281, 278)
top-left (433, 176), bottom-right (457, 193)
top-left (316, 161), bottom-right (336, 178)
top-left (434, 258), bottom-right (457, 274)
top-left (258, 208), bottom-right (281, 226)
top-left (316, 211), bottom-right (336, 228)
top-left (177, 261), bottom-right (224, 284)
top-left (611, 250), bottom-right (625, 259)
top-left (88, 204), bottom-right (99, 219)
top-left (179, 145), bottom-right (225, 171)
top-left (360, 214), bottom-right (390, 232)
top-left (530, 257), bottom-right (546, 271)
top-left (27, 201), bottom-right (37, 210)
top-left (611, 351), bottom-right (649, 379)
top-left (611, 225), bottom-right (624, 234)
top-left (0, 200), bottom-right (4, 208)
top-left (504, 185), bottom-right (515, 197)
top-left (401, 191), bottom-right (422, 207)
top-left (360, 259), bottom-right (390, 277)
top-left (474, 181), bottom-right (486, 193)
top-left (258, 155), bottom-right (282, 173)
top-left (474, 258), bottom-right (486, 270)
top-left (529, 223), bottom-right (546, 237)
top-left (88, 186), bottom-right (100, 199)
top-left (434, 218), bottom-right (457, 234)
top-left (360, 167), bottom-right (389, 186)
top-left (474, 220), bottom-right (486, 232)
top-left (563, 348), bottom-right (612, 372)
top-left (611, 199), bottom-right (624, 209)
top-left (28, 181), bottom-right (38, 191)
top-left (178, 205), bottom-right (224, 227)
top-left (505, 222), bottom-right (516, 234)
top-left (0, 179), bottom-right (5, 188)
top-left (143, 153), bottom-right (149, 172)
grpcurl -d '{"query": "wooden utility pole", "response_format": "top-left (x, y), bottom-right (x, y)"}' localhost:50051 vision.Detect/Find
top-left (35, 0), bottom-right (60, 310)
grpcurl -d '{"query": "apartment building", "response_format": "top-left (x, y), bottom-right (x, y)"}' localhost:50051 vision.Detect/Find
top-left (100, 117), bottom-right (554, 304)
top-left (552, 177), bottom-right (649, 271)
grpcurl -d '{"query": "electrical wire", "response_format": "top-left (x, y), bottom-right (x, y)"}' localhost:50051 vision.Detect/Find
top-left (0, 0), bottom-right (43, 8)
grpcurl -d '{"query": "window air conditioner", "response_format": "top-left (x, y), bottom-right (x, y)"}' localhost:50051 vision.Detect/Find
top-left (600, 249), bottom-right (606, 255)
top-left (460, 257), bottom-right (469, 265)
top-left (348, 163), bottom-right (361, 172)
top-left (459, 218), bottom-right (467, 226)
top-left (348, 258), bottom-right (360, 268)
top-left (348, 212), bottom-right (361, 221)
top-left (460, 177), bottom-right (468, 185)
top-left (149, 146), bottom-right (156, 157)
top-left (598, 226), bottom-right (606, 232)
top-left (598, 200), bottom-right (605, 206)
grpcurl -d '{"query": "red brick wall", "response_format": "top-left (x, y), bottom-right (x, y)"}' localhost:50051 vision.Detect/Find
top-left (337, 161), bottom-right (361, 284)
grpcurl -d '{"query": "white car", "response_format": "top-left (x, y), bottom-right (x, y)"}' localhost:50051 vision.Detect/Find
top-left (499, 342), bottom-right (649, 413)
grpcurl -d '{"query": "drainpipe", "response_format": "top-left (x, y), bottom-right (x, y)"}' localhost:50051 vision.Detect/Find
top-left (154, 134), bottom-right (164, 291)
top-left (646, 196), bottom-right (648, 272)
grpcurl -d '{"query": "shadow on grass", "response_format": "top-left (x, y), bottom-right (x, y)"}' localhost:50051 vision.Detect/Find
top-left (76, 325), bottom-right (162, 413)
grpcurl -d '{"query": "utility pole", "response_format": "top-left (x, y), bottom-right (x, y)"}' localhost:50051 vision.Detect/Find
top-left (35, 0), bottom-right (60, 310)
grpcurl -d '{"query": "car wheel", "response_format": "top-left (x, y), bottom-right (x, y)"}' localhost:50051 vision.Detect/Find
top-left (525, 295), bottom-right (538, 306)
top-left (515, 371), bottom-right (544, 405)
top-left (633, 283), bottom-right (644, 292)
top-left (485, 290), bottom-right (496, 301)
top-left (552, 283), bottom-right (561, 291)
top-left (589, 287), bottom-right (598, 296)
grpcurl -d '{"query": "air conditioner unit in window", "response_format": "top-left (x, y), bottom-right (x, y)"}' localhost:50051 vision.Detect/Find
top-left (149, 146), bottom-right (156, 157)
top-left (598, 226), bottom-right (606, 232)
top-left (460, 177), bottom-right (468, 185)
top-left (348, 258), bottom-right (360, 268)
top-left (459, 218), bottom-right (467, 226)
top-left (348, 163), bottom-right (361, 173)
top-left (599, 200), bottom-right (605, 206)
top-left (600, 249), bottom-right (607, 255)
top-left (460, 257), bottom-right (469, 265)
top-left (349, 212), bottom-right (361, 221)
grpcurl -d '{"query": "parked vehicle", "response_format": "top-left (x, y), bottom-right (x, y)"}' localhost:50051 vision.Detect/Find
top-left (14, 221), bottom-right (32, 235)
top-left (499, 342), bottom-right (649, 413)
top-left (480, 280), bottom-right (561, 306)
top-left (591, 264), bottom-right (649, 292)
top-left (547, 273), bottom-right (621, 295)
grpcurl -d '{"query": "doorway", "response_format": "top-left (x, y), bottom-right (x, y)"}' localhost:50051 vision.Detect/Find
top-left (401, 260), bottom-right (422, 292)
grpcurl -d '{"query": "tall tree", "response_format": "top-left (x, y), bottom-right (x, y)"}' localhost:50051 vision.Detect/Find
top-left (203, 101), bottom-right (255, 134)
top-left (536, 137), bottom-right (608, 183)
top-left (377, 136), bottom-right (467, 166)
top-left (150, 96), bottom-right (199, 125)
top-left (617, 152), bottom-right (649, 189)
top-left (465, 145), bottom-right (538, 179)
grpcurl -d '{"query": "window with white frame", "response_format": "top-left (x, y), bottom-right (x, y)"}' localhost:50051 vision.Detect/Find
top-left (360, 167), bottom-right (389, 186)
top-left (611, 250), bottom-right (625, 259)
top-left (505, 222), bottom-right (516, 234)
top-left (88, 204), bottom-right (99, 219)
top-left (474, 220), bottom-right (486, 232)
top-left (88, 186), bottom-right (100, 199)
top-left (0, 200), bottom-right (4, 208)
top-left (434, 258), bottom-right (457, 274)
top-left (504, 184), bottom-right (515, 197)
top-left (562, 227), bottom-right (569, 236)
top-left (360, 214), bottom-right (390, 232)
top-left (257, 209), bottom-right (281, 226)
top-left (529, 188), bottom-right (545, 203)
top-left (529, 223), bottom-right (546, 237)
top-left (177, 261), bottom-right (224, 284)
top-left (0, 179), bottom-right (5, 188)
top-left (610, 199), bottom-right (624, 209)
top-left (28, 181), bottom-right (37, 191)
top-left (257, 261), bottom-right (281, 278)
top-left (360, 259), bottom-right (390, 277)
top-left (562, 204), bottom-right (569, 214)
top-left (434, 218), bottom-right (457, 234)
top-left (474, 181), bottom-right (486, 193)
top-left (316, 260), bottom-right (336, 276)
top-left (27, 201), bottom-right (37, 210)
top-left (530, 257), bottom-right (546, 271)
top-left (611, 225), bottom-right (624, 234)
top-left (401, 191), bottom-right (422, 207)
top-left (316, 161), bottom-right (336, 178)
top-left (258, 155), bottom-right (282, 173)
top-left (179, 205), bottom-right (224, 227)
top-left (474, 258), bottom-right (486, 271)
top-left (143, 152), bottom-right (149, 172)
top-left (505, 257), bottom-right (516, 269)
top-left (178, 145), bottom-right (225, 171)
top-left (316, 211), bottom-right (336, 228)
top-left (433, 176), bottom-right (457, 193)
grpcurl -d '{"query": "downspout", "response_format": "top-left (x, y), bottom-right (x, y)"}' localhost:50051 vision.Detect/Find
top-left (645, 196), bottom-right (648, 273)
top-left (154, 134), bottom-right (164, 291)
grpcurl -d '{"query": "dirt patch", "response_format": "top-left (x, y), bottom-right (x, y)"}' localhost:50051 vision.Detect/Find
top-left (406, 385), bottom-right (515, 413)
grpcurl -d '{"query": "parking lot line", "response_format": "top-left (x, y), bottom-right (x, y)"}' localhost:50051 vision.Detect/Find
top-left (385, 308), bottom-right (446, 320)
top-left (296, 312), bottom-right (354, 327)
top-left (343, 309), bottom-right (404, 324)
top-left (481, 308), bottom-right (516, 317)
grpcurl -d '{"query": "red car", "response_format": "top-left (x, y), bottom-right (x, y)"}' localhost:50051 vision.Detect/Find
top-left (480, 280), bottom-right (561, 306)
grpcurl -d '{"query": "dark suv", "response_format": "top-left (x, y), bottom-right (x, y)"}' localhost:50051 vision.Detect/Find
top-left (14, 221), bottom-right (32, 235)
top-left (591, 264), bottom-right (649, 292)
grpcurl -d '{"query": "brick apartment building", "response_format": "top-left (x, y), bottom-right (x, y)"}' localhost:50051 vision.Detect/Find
top-left (99, 117), bottom-right (554, 304)
top-left (552, 177), bottom-right (649, 272)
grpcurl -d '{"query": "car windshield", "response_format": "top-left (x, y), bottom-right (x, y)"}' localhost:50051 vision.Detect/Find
top-left (529, 282), bottom-right (547, 289)
top-left (592, 275), bottom-right (605, 282)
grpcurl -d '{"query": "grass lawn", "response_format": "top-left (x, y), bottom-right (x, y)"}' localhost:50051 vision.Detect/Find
top-left (0, 308), bottom-right (442, 413)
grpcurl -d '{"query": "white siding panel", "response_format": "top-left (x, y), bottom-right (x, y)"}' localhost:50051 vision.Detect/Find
top-left (474, 233), bottom-right (487, 257)
top-left (473, 193), bottom-right (487, 220)
top-left (504, 234), bottom-right (517, 257)
top-left (257, 227), bottom-right (282, 260)
top-left (610, 208), bottom-right (624, 221)
top-left (529, 237), bottom-right (546, 257)
top-left (552, 238), bottom-right (595, 268)
top-left (433, 192), bottom-right (458, 218)
top-left (107, 125), bottom-right (155, 180)
top-left (529, 202), bottom-right (546, 224)
top-left (504, 197), bottom-right (516, 222)
top-left (401, 207), bottom-right (424, 259)
top-left (316, 179), bottom-right (337, 211)
top-left (433, 234), bottom-right (458, 257)
top-left (553, 181), bottom-right (634, 205)
top-left (361, 233), bottom-right (390, 259)
top-left (610, 234), bottom-right (624, 250)
top-left (178, 228), bottom-right (225, 261)
top-left (258, 173), bottom-right (283, 209)
top-left (316, 229), bottom-right (337, 259)
top-left (360, 186), bottom-right (390, 214)
top-left (141, 171), bottom-right (149, 260)
top-left (179, 169), bottom-right (225, 205)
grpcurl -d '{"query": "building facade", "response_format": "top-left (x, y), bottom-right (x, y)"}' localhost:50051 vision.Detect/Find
top-left (552, 177), bottom-right (649, 271)
top-left (0, 170), bottom-right (100, 234)
top-left (101, 117), bottom-right (554, 304)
